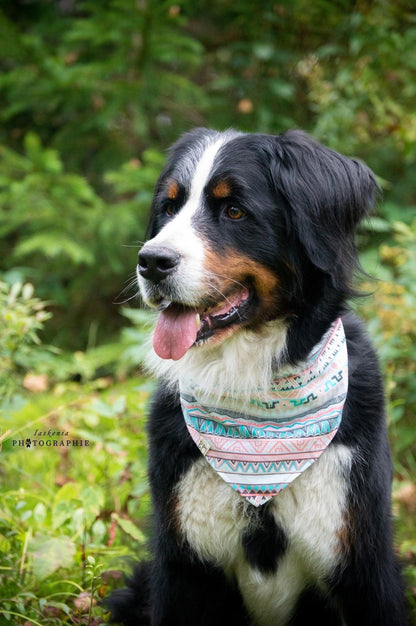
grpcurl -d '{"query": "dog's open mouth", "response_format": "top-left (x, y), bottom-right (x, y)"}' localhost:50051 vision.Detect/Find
top-left (153, 287), bottom-right (252, 360)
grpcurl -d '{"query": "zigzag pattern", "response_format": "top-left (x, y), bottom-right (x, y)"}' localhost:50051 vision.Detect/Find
top-left (180, 318), bottom-right (348, 507)
top-left (210, 457), bottom-right (313, 474)
top-left (185, 408), bottom-right (343, 440)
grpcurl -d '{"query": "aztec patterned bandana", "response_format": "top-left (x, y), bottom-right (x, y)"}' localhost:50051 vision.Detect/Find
top-left (179, 318), bottom-right (348, 507)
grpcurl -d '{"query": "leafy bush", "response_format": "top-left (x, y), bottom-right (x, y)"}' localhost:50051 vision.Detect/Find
top-left (0, 375), bottom-right (152, 625)
top-left (1, 1), bottom-right (416, 346)
top-left (0, 280), bottom-right (154, 624)
top-left (0, 281), bottom-right (51, 405)
top-left (0, 0), bottom-right (205, 175)
top-left (0, 1), bottom-right (415, 621)
top-left (359, 214), bottom-right (416, 470)
top-left (0, 134), bottom-right (159, 348)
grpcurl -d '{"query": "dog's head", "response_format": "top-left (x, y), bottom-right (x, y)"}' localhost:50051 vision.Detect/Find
top-left (137, 129), bottom-right (378, 363)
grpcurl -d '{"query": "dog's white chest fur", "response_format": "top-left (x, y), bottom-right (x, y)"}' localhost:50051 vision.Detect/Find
top-left (176, 444), bottom-right (352, 625)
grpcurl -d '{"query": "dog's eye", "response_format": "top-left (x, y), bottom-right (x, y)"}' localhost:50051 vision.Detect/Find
top-left (226, 206), bottom-right (245, 220)
top-left (164, 202), bottom-right (177, 217)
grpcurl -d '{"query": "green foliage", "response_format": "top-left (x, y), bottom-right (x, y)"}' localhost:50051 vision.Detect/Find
top-left (0, 0), bottom-right (205, 174)
top-left (291, 4), bottom-right (416, 149)
top-left (1, 0), bottom-right (416, 347)
top-left (0, 1), bottom-right (415, 621)
top-left (0, 281), bottom-right (51, 404)
top-left (118, 307), bottom-right (156, 371)
top-left (358, 211), bottom-right (416, 618)
top-left (0, 133), bottom-right (102, 268)
top-left (0, 133), bottom-right (159, 347)
top-left (359, 213), bottom-right (416, 469)
top-left (0, 378), bottom-right (151, 625)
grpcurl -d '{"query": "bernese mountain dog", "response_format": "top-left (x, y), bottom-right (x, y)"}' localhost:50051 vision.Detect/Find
top-left (108, 129), bottom-right (408, 625)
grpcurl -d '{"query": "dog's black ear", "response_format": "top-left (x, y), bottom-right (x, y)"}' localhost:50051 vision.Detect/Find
top-left (269, 130), bottom-right (380, 276)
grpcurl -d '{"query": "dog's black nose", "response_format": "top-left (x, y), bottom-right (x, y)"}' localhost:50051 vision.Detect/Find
top-left (138, 246), bottom-right (180, 283)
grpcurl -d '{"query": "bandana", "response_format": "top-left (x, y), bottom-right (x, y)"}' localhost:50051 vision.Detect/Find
top-left (179, 319), bottom-right (348, 507)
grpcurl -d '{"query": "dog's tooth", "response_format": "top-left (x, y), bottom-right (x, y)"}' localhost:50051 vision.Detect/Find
top-left (195, 313), bottom-right (201, 328)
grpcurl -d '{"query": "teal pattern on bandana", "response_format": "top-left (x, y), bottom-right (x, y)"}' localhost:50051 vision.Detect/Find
top-left (180, 319), bottom-right (348, 507)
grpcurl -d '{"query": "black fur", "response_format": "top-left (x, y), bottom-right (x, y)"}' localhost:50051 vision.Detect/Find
top-left (108, 129), bottom-right (408, 625)
top-left (242, 506), bottom-right (288, 574)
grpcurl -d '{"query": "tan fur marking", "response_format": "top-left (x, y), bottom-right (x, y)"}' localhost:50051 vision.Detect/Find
top-left (167, 180), bottom-right (179, 200)
top-left (212, 180), bottom-right (231, 199)
top-left (203, 249), bottom-right (280, 313)
top-left (337, 508), bottom-right (355, 555)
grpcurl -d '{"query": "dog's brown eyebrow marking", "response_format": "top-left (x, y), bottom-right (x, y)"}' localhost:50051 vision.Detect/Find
top-left (167, 180), bottom-right (180, 200)
top-left (212, 180), bottom-right (231, 199)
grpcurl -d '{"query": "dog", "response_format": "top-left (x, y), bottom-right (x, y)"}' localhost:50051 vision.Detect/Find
top-left (108, 129), bottom-right (408, 625)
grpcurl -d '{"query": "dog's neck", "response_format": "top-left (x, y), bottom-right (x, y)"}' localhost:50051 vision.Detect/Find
top-left (178, 318), bottom-right (348, 506)
top-left (148, 318), bottom-right (292, 402)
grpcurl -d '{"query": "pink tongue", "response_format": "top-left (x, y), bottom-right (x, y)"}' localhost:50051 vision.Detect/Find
top-left (153, 306), bottom-right (198, 361)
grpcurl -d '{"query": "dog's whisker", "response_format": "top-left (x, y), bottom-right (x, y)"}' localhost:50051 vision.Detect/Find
top-left (115, 289), bottom-right (141, 305)
top-left (205, 280), bottom-right (244, 322)
top-left (203, 269), bottom-right (247, 292)
top-left (114, 275), bottom-right (140, 304)
top-left (121, 240), bottom-right (146, 248)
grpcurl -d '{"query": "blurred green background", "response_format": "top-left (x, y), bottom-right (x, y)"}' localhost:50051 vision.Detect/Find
top-left (0, 1), bottom-right (415, 624)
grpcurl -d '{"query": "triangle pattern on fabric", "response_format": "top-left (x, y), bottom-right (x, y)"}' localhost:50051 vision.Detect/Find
top-left (180, 319), bottom-right (348, 507)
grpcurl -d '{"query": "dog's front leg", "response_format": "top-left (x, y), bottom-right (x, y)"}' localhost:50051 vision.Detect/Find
top-left (146, 385), bottom-right (251, 626)
top-left (148, 549), bottom-right (250, 626)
